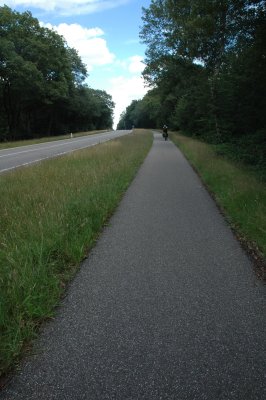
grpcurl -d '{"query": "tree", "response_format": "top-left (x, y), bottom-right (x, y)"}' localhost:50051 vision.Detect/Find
top-left (0, 7), bottom-right (46, 138)
top-left (90, 90), bottom-right (115, 129)
top-left (139, 0), bottom-right (266, 153)
top-left (0, 6), bottom-right (115, 140)
top-left (117, 100), bottom-right (140, 130)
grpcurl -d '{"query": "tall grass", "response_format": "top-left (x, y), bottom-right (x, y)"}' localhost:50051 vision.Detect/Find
top-left (0, 130), bottom-right (152, 376)
top-left (171, 132), bottom-right (266, 276)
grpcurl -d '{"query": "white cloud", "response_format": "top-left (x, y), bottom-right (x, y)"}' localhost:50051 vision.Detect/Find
top-left (2, 0), bottom-right (130, 15)
top-left (128, 55), bottom-right (145, 74)
top-left (108, 74), bottom-right (148, 128)
top-left (115, 55), bottom-right (145, 74)
top-left (107, 56), bottom-right (146, 128)
top-left (41, 22), bottom-right (115, 71)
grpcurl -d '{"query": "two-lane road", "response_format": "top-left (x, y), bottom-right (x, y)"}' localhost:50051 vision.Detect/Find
top-left (0, 130), bottom-right (131, 173)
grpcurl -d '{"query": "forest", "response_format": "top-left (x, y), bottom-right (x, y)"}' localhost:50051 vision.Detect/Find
top-left (118, 0), bottom-right (266, 171)
top-left (0, 6), bottom-right (114, 141)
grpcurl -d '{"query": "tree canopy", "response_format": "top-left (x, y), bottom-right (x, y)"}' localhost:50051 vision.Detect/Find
top-left (118, 0), bottom-right (266, 169)
top-left (0, 6), bottom-right (114, 141)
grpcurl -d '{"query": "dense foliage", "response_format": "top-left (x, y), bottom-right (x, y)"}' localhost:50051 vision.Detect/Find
top-left (118, 0), bottom-right (266, 170)
top-left (0, 6), bottom-right (114, 141)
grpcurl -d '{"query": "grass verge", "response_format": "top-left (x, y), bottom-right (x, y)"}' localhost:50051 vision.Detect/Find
top-left (171, 132), bottom-right (266, 280)
top-left (0, 130), bottom-right (109, 150)
top-left (0, 129), bottom-right (152, 378)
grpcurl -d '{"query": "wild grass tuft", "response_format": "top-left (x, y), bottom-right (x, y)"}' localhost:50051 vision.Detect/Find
top-left (0, 130), bottom-right (152, 376)
top-left (171, 132), bottom-right (266, 277)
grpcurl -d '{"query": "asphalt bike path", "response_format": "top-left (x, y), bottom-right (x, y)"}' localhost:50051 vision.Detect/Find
top-left (1, 133), bottom-right (265, 399)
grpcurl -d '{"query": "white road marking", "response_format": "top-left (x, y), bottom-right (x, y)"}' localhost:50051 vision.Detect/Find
top-left (0, 134), bottom-right (113, 158)
top-left (0, 143), bottom-right (100, 173)
top-left (0, 131), bottom-right (129, 173)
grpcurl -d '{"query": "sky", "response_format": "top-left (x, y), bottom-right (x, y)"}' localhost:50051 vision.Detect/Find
top-left (1, 0), bottom-right (151, 128)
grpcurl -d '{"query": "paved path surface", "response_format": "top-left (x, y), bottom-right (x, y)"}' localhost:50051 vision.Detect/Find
top-left (0, 130), bottom-right (131, 173)
top-left (1, 133), bottom-right (265, 399)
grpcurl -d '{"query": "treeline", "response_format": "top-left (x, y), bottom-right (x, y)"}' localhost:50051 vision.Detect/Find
top-left (0, 6), bottom-right (114, 141)
top-left (118, 0), bottom-right (265, 169)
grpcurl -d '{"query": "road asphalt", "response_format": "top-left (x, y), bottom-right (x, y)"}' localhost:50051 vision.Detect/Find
top-left (0, 130), bottom-right (131, 173)
top-left (1, 132), bottom-right (265, 399)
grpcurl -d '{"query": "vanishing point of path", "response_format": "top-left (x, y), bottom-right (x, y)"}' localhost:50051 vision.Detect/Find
top-left (1, 133), bottom-right (265, 399)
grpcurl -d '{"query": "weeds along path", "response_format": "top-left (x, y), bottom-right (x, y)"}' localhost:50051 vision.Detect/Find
top-left (1, 132), bottom-right (265, 399)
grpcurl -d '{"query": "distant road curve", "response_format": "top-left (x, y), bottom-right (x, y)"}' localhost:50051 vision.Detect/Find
top-left (0, 130), bottom-right (132, 174)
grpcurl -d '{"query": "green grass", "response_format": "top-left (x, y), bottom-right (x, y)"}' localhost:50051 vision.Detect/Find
top-left (0, 129), bottom-right (152, 377)
top-left (0, 129), bottom-right (109, 150)
top-left (171, 132), bottom-right (266, 276)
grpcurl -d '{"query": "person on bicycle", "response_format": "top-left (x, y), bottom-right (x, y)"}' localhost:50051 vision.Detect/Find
top-left (163, 125), bottom-right (168, 140)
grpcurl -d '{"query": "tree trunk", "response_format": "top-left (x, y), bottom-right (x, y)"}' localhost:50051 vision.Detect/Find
top-left (209, 73), bottom-right (222, 142)
top-left (47, 108), bottom-right (54, 136)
